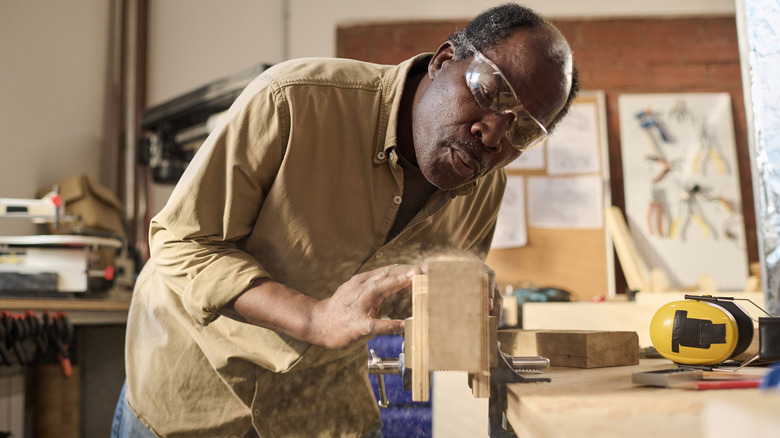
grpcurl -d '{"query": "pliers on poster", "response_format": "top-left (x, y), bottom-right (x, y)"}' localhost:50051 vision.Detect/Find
top-left (647, 187), bottom-right (666, 236)
top-left (692, 124), bottom-right (727, 175)
top-left (670, 184), bottom-right (712, 240)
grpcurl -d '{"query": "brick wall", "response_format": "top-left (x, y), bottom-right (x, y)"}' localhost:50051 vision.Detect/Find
top-left (337, 16), bottom-right (756, 293)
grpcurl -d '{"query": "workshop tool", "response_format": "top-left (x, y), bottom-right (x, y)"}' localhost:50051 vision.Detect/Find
top-left (50, 312), bottom-right (74, 378)
top-left (647, 186), bottom-right (666, 236)
top-left (649, 295), bottom-right (780, 367)
top-left (636, 110), bottom-right (674, 184)
top-left (0, 188), bottom-right (67, 229)
top-left (692, 124), bottom-right (728, 175)
top-left (0, 315), bottom-right (12, 366)
top-left (636, 109), bottom-right (673, 143)
top-left (670, 184), bottom-right (712, 240)
top-left (26, 310), bottom-right (48, 357)
top-left (632, 367), bottom-right (762, 390)
top-left (673, 380), bottom-right (760, 390)
top-left (2, 311), bottom-right (30, 366)
top-left (368, 344), bottom-right (550, 437)
top-left (367, 255), bottom-right (552, 438)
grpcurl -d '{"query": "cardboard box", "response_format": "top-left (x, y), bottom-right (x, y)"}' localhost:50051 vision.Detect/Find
top-left (41, 174), bottom-right (125, 237)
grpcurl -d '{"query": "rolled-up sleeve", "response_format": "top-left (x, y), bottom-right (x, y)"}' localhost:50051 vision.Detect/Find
top-left (148, 76), bottom-right (288, 325)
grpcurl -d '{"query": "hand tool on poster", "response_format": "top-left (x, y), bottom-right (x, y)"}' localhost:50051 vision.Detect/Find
top-left (636, 110), bottom-right (674, 184)
top-left (692, 124), bottom-right (727, 175)
top-left (647, 186), bottom-right (666, 236)
top-left (670, 184), bottom-right (712, 240)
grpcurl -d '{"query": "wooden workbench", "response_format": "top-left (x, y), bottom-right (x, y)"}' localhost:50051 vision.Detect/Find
top-left (0, 288), bottom-right (131, 324)
top-left (505, 359), bottom-right (779, 438)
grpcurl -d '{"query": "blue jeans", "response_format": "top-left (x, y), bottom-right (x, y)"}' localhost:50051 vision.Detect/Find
top-left (111, 381), bottom-right (384, 437)
top-left (111, 382), bottom-right (158, 438)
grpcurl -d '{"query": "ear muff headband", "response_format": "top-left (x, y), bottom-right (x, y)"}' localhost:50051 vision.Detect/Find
top-left (703, 299), bottom-right (754, 359)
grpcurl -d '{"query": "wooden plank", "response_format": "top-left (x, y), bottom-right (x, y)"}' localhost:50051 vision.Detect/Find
top-left (605, 206), bottom-right (649, 292)
top-left (426, 256), bottom-right (487, 372)
top-left (411, 275), bottom-right (429, 402)
top-left (497, 329), bottom-right (639, 368)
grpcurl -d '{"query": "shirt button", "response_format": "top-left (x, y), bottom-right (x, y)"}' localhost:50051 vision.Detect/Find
top-left (377, 151), bottom-right (386, 161)
top-left (393, 196), bottom-right (402, 205)
top-left (253, 409), bottom-right (260, 416)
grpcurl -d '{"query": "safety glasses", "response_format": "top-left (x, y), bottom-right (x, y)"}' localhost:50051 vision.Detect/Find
top-left (464, 45), bottom-right (548, 152)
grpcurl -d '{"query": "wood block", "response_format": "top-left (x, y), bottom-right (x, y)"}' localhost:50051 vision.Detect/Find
top-left (498, 329), bottom-right (639, 368)
top-left (408, 255), bottom-right (492, 401)
top-left (425, 256), bottom-right (488, 372)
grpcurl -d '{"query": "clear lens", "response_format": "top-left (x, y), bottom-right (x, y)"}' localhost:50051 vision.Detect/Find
top-left (465, 47), bottom-right (548, 151)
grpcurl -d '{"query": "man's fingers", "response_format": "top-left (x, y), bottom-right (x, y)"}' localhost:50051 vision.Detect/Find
top-left (370, 318), bottom-right (405, 337)
top-left (361, 265), bottom-right (420, 305)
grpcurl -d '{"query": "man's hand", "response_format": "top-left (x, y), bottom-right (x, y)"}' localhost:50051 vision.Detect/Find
top-left (306, 264), bottom-right (420, 349)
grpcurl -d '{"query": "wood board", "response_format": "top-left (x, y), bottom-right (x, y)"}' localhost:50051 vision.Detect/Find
top-left (497, 329), bottom-right (639, 368)
top-left (505, 359), bottom-right (772, 438)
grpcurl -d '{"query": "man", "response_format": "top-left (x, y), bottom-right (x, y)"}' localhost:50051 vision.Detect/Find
top-left (112, 3), bottom-right (578, 437)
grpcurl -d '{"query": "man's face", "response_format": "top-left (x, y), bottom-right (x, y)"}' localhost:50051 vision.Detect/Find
top-left (412, 27), bottom-right (572, 191)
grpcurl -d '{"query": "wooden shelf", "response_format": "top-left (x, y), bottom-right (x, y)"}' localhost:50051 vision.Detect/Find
top-left (0, 297), bottom-right (130, 312)
top-left (0, 290), bottom-right (131, 325)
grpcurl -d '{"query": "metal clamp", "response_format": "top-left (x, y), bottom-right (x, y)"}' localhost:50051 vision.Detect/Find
top-left (368, 349), bottom-right (399, 407)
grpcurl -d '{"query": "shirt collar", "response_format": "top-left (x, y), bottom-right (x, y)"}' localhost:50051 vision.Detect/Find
top-left (377, 54), bottom-right (477, 198)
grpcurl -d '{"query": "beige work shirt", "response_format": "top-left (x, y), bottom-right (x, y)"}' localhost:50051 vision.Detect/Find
top-left (124, 53), bottom-right (506, 437)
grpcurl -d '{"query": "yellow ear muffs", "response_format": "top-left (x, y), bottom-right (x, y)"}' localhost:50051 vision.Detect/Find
top-left (650, 297), bottom-right (753, 366)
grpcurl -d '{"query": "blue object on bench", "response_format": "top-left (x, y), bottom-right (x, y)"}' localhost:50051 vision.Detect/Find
top-left (368, 334), bottom-right (432, 438)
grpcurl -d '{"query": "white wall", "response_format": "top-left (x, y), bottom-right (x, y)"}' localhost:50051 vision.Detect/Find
top-left (0, 0), bottom-right (740, 236)
top-left (286, 0), bottom-right (736, 59)
top-left (146, 0), bottom-right (284, 106)
top-left (0, 0), bottom-right (110, 236)
top-left (144, 0), bottom-right (737, 215)
top-left (148, 0), bottom-right (737, 105)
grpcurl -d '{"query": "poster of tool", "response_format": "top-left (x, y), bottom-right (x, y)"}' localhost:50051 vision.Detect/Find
top-left (618, 93), bottom-right (748, 291)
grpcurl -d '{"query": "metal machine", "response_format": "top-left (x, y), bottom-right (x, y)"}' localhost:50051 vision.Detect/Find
top-left (138, 63), bottom-right (271, 184)
top-left (0, 191), bottom-right (125, 296)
